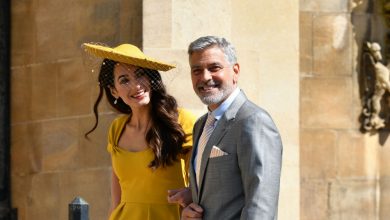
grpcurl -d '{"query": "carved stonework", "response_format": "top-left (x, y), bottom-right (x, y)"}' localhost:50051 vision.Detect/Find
top-left (361, 42), bottom-right (390, 131)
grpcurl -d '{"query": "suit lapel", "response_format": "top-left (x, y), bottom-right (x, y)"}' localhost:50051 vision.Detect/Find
top-left (197, 91), bottom-right (248, 200)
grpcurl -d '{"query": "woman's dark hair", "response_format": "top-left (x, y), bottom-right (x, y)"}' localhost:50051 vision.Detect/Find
top-left (85, 59), bottom-right (187, 169)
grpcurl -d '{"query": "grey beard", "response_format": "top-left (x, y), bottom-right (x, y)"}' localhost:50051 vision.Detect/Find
top-left (197, 86), bottom-right (235, 106)
top-left (199, 93), bottom-right (225, 105)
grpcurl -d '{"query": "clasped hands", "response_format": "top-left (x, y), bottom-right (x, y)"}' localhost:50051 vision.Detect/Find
top-left (167, 187), bottom-right (203, 219)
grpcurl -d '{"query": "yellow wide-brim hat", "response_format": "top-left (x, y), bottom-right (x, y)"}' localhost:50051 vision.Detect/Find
top-left (82, 43), bottom-right (176, 71)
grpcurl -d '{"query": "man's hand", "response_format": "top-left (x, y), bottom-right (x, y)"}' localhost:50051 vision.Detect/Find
top-left (181, 203), bottom-right (203, 220)
top-left (167, 187), bottom-right (192, 207)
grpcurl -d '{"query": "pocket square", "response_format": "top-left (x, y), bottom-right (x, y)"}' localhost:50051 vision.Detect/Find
top-left (210, 146), bottom-right (229, 158)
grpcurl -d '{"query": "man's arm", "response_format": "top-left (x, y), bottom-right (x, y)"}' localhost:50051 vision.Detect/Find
top-left (237, 110), bottom-right (283, 220)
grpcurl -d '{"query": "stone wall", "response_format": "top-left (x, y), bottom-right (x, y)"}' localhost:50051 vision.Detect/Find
top-left (10, 0), bottom-right (142, 219)
top-left (300, 0), bottom-right (390, 219)
top-left (10, 0), bottom-right (299, 219)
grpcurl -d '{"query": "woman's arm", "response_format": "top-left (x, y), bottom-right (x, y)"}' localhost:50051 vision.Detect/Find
top-left (109, 169), bottom-right (121, 214)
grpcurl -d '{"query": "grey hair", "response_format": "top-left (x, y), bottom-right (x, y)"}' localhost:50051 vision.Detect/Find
top-left (188, 36), bottom-right (237, 64)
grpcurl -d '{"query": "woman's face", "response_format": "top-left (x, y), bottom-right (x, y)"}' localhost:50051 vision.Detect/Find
top-left (111, 63), bottom-right (151, 108)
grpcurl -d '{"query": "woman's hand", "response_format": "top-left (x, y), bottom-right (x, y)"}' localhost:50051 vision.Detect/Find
top-left (181, 203), bottom-right (203, 220)
top-left (167, 187), bottom-right (192, 207)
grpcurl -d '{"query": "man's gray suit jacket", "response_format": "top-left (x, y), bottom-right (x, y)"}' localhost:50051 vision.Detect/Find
top-left (189, 90), bottom-right (283, 220)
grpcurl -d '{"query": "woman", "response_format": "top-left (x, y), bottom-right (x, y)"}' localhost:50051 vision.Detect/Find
top-left (83, 43), bottom-right (195, 220)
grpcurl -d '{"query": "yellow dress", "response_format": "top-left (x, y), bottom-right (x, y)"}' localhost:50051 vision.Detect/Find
top-left (107, 109), bottom-right (196, 220)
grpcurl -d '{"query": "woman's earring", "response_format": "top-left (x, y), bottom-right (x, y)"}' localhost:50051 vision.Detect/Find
top-left (114, 98), bottom-right (118, 104)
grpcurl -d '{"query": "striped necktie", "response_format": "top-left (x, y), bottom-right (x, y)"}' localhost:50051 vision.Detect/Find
top-left (195, 113), bottom-right (216, 187)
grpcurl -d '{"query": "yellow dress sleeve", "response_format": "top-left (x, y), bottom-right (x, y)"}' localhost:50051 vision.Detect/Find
top-left (107, 115), bottom-right (128, 153)
top-left (106, 121), bottom-right (115, 154)
top-left (178, 108), bottom-right (197, 150)
top-left (177, 108), bottom-right (197, 186)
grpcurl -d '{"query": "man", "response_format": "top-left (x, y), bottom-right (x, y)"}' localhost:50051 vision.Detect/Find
top-left (182, 36), bottom-right (283, 220)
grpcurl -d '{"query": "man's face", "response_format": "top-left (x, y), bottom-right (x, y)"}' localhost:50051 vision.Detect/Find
top-left (189, 46), bottom-right (239, 110)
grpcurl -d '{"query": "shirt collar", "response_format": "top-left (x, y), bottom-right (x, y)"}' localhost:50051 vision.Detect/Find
top-left (209, 87), bottom-right (240, 121)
